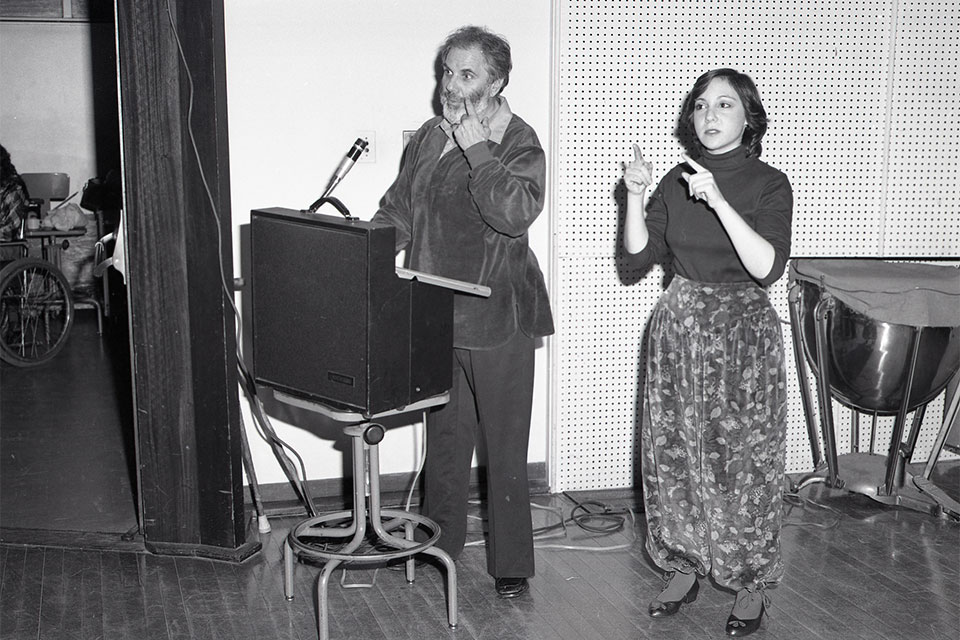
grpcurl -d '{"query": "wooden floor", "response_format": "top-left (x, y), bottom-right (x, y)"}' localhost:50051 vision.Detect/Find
top-left (0, 311), bottom-right (137, 535)
top-left (1, 304), bottom-right (959, 640)
top-left (1, 481), bottom-right (959, 640)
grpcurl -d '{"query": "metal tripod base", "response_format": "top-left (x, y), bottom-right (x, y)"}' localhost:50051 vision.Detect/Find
top-left (799, 453), bottom-right (960, 520)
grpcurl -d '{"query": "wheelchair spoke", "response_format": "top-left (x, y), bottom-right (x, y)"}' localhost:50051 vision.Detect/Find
top-left (0, 258), bottom-right (74, 366)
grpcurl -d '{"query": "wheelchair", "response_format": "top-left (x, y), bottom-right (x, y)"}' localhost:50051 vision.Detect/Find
top-left (1, 171), bottom-right (121, 367)
top-left (0, 224), bottom-right (117, 367)
top-left (0, 222), bottom-right (116, 368)
top-left (0, 230), bottom-right (75, 366)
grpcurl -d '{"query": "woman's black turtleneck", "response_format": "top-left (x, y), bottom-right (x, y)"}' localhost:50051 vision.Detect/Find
top-left (630, 145), bottom-right (793, 288)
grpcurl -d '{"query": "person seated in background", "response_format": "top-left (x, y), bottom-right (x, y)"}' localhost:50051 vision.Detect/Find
top-left (0, 144), bottom-right (30, 261)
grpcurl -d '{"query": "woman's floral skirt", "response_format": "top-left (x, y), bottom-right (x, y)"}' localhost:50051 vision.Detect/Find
top-left (641, 275), bottom-right (788, 591)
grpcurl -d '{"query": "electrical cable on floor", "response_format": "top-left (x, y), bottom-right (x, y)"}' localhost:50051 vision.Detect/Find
top-left (780, 475), bottom-right (844, 529)
top-left (782, 489), bottom-right (844, 530)
top-left (339, 568), bottom-right (377, 589)
top-left (339, 492), bottom-right (640, 590)
top-left (462, 492), bottom-right (639, 552)
top-left (533, 493), bottom-right (639, 551)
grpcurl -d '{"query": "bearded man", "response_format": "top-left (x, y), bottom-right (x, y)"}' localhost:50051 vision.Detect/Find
top-left (372, 25), bottom-right (552, 599)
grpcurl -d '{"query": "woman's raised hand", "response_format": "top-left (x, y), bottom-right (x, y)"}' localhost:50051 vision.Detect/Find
top-left (680, 154), bottom-right (726, 209)
top-left (623, 144), bottom-right (654, 195)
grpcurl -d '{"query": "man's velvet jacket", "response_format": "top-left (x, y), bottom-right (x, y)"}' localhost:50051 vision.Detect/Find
top-left (372, 99), bottom-right (553, 350)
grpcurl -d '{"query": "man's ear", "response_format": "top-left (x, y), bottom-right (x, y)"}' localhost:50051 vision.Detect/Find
top-left (489, 77), bottom-right (505, 96)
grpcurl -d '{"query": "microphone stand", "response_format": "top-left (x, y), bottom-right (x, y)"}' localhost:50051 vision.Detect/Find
top-left (305, 138), bottom-right (368, 219)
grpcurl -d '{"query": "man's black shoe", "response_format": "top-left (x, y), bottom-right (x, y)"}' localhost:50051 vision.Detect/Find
top-left (495, 577), bottom-right (529, 599)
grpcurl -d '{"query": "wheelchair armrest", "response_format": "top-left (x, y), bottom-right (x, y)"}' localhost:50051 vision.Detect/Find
top-left (0, 239), bottom-right (29, 260)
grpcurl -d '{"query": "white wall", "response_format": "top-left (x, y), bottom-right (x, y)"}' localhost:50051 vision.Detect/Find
top-left (11, 0), bottom-right (951, 499)
top-left (552, 0), bottom-right (960, 490)
top-left (0, 22), bottom-right (109, 192)
top-left (223, 1), bottom-right (555, 486)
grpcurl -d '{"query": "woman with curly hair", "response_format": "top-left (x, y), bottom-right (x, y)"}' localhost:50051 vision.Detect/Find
top-left (622, 68), bottom-right (793, 637)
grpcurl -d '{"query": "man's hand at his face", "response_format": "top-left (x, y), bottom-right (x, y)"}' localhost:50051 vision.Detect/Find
top-left (453, 98), bottom-right (492, 150)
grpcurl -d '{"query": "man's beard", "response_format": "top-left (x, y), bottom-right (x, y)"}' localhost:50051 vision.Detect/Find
top-left (440, 85), bottom-right (489, 124)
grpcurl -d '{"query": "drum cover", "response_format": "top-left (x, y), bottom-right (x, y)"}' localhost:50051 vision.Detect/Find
top-left (790, 258), bottom-right (960, 328)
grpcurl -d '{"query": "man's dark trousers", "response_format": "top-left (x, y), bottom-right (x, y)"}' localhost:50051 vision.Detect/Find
top-left (422, 329), bottom-right (536, 579)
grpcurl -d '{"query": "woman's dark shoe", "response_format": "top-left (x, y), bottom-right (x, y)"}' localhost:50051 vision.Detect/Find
top-left (648, 571), bottom-right (699, 618)
top-left (725, 588), bottom-right (766, 636)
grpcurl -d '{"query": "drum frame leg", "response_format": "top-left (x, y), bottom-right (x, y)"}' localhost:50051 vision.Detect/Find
top-left (811, 294), bottom-right (843, 488)
top-left (922, 378), bottom-right (960, 480)
top-left (880, 328), bottom-right (921, 496)
top-left (788, 284), bottom-right (828, 478)
top-left (850, 411), bottom-right (860, 454)
top-left (911, 376), bottom-right (960, 519)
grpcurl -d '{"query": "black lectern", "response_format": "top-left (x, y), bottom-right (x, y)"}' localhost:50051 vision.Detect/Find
top-left (249, 207), bottom-right (461, 415)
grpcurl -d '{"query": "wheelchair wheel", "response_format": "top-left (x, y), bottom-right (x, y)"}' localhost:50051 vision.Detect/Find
top-left (0, 257), bottom-right (75, 367)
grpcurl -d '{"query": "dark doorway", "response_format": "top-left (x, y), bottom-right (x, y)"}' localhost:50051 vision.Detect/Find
top-left (0, 12), bottom-right (135, 545)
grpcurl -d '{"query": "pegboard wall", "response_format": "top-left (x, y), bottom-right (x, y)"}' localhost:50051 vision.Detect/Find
top-left (553, 0), bottom-right (960, 491)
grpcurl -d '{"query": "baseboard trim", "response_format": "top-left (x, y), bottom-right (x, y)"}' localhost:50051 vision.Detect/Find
top-left (144, 539), bottom-right (262, 563)
top-left (0, 526), bottom-right (146, 553)
top-left (247, 462), bottom-right (549, 515)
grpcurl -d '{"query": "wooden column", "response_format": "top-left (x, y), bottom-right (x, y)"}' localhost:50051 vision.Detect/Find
top-left (115, 0), bottom-right (258, 561)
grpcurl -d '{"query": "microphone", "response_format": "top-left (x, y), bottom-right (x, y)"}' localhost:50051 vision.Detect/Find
top-left (320, 137), bottom-right (368, 200)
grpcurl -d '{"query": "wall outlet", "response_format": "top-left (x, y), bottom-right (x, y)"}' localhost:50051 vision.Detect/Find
top-left (356, 130), bottom-right (375, 163)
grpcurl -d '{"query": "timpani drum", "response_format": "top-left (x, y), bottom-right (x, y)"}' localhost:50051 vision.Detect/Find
top-left (788, 258), bottom-right (960, 517)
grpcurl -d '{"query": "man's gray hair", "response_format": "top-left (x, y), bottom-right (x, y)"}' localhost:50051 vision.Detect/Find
top-left (440, 25), bottom-right (512, 94)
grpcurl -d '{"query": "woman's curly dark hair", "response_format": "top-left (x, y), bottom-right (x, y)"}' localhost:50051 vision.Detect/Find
top-left (680, 68), bottom-right (768, 158)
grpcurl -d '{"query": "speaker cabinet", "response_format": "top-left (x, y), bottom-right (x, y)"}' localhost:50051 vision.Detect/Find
top-left (250, 207), bottom-right (453, 415)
